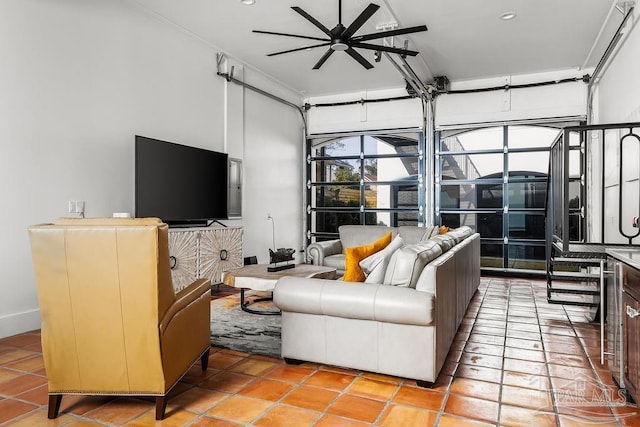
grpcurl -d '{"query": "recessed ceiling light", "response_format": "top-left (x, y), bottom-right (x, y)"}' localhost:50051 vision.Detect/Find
top-left (500, 12), bottom-right (517, 21)
top-left (241, 0), bottom-right (255, 5)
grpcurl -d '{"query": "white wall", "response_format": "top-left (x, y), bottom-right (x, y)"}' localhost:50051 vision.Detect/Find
top-left (0, 0), bottom-right (303, 338)
top-left (590, 13), bottom-right (640, 244)
top-left (241, 72), bottom-right (306, 263)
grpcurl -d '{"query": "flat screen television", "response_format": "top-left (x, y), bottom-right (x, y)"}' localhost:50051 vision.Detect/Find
top-left (135, 135), bottom-right (228, 227)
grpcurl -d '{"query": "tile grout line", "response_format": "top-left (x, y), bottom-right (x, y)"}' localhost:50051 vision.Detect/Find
top-left (496, 279), bottom-right (513, 426)
top-left (532, 279), bottom-right (563, 427)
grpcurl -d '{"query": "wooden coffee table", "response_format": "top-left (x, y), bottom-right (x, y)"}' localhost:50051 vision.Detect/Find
top-left (221, 264), bottom-right (337, 315)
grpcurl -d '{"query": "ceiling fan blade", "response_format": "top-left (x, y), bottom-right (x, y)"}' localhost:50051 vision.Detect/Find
top-left (350, 42), bottom-right (419, 56)
top-left (253, 30), bottom-right (330, 42)
top-left (351, 25), bottom-right (428, 42)
top-left (291, 6), bottom-right (333, 38)
top-left (345, 47), bottom-right (373, 70)
top-left (312, 48), bottom-right (335, 69)
top-left (267, 42), bottom-right (331, 57)
top-left (342, 3), bottom-right (380, 39)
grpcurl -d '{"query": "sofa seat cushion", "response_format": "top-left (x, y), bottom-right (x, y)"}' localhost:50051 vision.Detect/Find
top-left (383, 241), bottom-right (442, 288)
top-left (343, 232), bottom-right (392, 282)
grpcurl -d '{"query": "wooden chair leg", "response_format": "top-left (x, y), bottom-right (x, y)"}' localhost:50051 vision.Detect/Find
top-left (48, 394), bottom-right (62, 419)
top-left (416, 380), bottom-right (435, 388)
top-left (201, 347), bottom-right (210, 371)
top-left (155, 396), bottom-right (168, 420)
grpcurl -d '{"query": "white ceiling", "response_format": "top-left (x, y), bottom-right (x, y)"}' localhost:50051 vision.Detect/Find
top-left (133, 0), bottom-right (621, 97)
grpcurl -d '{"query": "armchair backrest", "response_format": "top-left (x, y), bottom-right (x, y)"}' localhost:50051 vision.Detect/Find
top-left (28, 218), bottom-right (176, 393)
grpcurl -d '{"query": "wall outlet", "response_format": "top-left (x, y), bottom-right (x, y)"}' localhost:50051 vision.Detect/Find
top-left (267, 213), bottom-right (272, 220)
top-left (68, 200), bottom-right (85, 215)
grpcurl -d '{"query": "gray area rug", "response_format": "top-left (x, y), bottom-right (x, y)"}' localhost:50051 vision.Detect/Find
top-left (210, 291), bottom-right (281, 358)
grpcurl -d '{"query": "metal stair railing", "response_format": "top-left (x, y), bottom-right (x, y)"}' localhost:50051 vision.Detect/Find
top-left (545, 122), bottom-right (640, 315)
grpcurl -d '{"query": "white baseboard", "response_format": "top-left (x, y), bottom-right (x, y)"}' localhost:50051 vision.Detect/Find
top-left (0, 309), bottom-right (41, 339)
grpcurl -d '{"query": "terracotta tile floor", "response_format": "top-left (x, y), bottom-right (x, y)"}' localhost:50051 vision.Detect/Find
top-left (1, 277), bottom-right (639, 426)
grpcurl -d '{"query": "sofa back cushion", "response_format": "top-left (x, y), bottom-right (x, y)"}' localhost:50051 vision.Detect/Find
top-left (383, 240), bottom-right (442, 288)
top-left (397, 226), bottom-right (434, 245)
top-left (429, 233), bottom-right (457, 252)
top-left (447, 226), bottom-right (473, 243)
top-left (339, 225), bottom-right (396, 251)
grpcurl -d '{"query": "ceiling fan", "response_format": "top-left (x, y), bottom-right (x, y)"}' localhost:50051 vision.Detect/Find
top-left (253, 0), bottom-right (428, 70)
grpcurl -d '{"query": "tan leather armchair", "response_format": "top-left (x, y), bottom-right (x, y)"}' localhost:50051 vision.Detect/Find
top-left (28, 218), bottom-right (211, 420)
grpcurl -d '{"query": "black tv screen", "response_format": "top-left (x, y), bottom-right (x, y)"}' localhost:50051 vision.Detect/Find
top-left (135, 136), bottom-right (228, 225)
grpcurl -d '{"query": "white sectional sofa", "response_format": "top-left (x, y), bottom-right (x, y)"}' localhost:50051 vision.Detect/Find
top-left (306, 225), bottom-right (435, 275)
top-left (273, 225), bottom-right (480, 387)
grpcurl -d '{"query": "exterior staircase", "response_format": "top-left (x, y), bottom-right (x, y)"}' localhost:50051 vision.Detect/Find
top-left (546, 243), bottom-right (604, 320)
top-left (545, 127), bottom-right (601, 319)
top-left (545, 122), bottom-right (640, 319)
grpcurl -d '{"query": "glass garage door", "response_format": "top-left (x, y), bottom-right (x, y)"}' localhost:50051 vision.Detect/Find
top-left (306, 131), bottom-right (425, 242)
top-left (435, 125), bottom-right (566, 273)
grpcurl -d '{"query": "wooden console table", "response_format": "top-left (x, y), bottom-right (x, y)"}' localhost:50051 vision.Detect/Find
top-left (168, 227), bottom-right (243, 292)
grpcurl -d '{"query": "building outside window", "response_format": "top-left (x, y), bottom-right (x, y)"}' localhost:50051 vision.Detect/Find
top-left (306, 131), bottom-right (425, 241)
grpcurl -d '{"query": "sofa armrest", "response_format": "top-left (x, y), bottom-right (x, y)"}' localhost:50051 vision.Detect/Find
top-left (306, 239), bottom-right (342, 265)
top-left (274, 276), bottom-right (434, 326)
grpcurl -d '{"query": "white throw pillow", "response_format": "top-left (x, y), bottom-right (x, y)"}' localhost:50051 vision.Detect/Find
top-left (359, 235), bottom-right (404, 284)
top-left (383, 240), bottom-right (442, 288)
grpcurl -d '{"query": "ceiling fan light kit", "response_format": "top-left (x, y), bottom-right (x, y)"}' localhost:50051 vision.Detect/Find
top-left (253, 0), bottom-right (427, 70)
top-left (331, 42), bottom-right (348, 51)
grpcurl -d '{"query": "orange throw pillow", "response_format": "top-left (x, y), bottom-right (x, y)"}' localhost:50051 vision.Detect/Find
top-left (439, 225), bottom-right (450, 234)
top-left (343, 232), bottom-right (392, 282)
